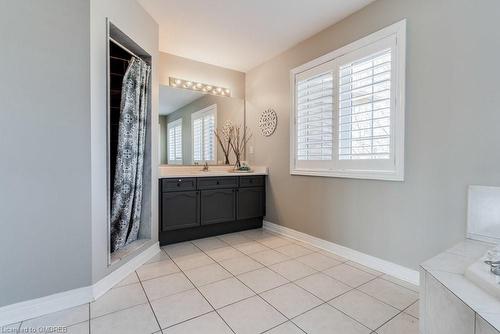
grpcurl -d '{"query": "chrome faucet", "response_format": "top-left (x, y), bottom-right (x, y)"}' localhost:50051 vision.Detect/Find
top-left (202, 161), bottom-right (209, 172)
top-left (485, 260), bottom-right (500, 276)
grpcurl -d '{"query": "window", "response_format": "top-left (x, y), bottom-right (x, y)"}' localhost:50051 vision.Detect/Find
top-left (192, 104), bottom-right (217, 164)
top-left (290, 20), bottom-right (406, 181)
top-left (167, 119), bottom-right (182, 164)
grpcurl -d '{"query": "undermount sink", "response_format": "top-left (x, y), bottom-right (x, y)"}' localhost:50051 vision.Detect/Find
top-left (464, 249), bottom-right (500, 299)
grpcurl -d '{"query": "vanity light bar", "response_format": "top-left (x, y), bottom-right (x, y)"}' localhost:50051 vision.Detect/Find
top-left (169, 77), bottom-right (231, 97)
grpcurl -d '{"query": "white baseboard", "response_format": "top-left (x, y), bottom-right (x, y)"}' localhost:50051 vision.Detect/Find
top-left (263, 221), bottom-right (419, 285)
top-left (0, 286), bottom-right (93, 328)
top-left (0, 242), bottom-right (160, 327)
top-left (93, 242), bottom-right (160, 300)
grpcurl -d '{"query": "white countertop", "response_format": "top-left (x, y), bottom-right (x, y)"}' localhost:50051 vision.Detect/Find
top-left (421, 239), bottom-right (500, 330)
top-left (158, 165), bottom-right (268, 179)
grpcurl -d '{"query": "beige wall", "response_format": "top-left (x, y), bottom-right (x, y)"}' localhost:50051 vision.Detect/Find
top-left (160, 52), bottom-right (245, 99)
top-left (245, 0), bottom-right (500, 269)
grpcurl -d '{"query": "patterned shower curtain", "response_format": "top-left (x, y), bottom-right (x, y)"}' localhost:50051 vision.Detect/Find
top-left (110, 57), bottom-right (151, 253)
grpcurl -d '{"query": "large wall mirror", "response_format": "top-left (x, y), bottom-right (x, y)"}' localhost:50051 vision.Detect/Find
top-left (159, 85), bottom-right (244, 165)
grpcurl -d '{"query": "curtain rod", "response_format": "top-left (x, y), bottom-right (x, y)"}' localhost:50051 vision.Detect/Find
top-left (109, 37), bottom-right (140, 60)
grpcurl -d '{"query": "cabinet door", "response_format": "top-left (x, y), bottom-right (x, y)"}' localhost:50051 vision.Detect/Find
top-left (161, 191), bottom-right (200, 231)
top-left (237, 187), bottom-right (264, 220)
top-left (200, 189), bottom-right (236, 225)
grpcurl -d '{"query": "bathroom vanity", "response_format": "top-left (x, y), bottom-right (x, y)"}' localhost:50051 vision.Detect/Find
top-left (158, 167), bottom-right (267, 245)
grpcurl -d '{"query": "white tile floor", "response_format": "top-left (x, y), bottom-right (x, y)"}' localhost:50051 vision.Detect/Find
top-left (3, 228), bottom-right (420, 334)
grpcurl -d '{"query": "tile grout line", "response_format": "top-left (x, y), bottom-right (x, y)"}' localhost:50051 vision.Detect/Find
top-left (286, 277), bottom-right (388, 333)
top-left (87, 231), bottom-right (417, 333)
top-left (354, 276), bottom-right (419, 312)
top-left (193, 240), bottom-right (293, 333)
top-left (279, 232), bottom-right (420, 292)
top-left (401, 300), bottom-right (419, 318)
top-left (196, 236), bottom-right (379, 334)
top-left (262, 320), bottom-right (307, 334)
top-left (179, 242), bottom-right (238, 334)
top-left (17, 232), bottom-right (418, 334)
top-left (137, 269), bottom-right (164, 333)
top-left (371, 309), bottom-right (404, 333)
top-left (88, 302), bottom-right (91, 334)
top-left (154, 243), bottom-right (228, 332)
top-left (202, 232), bottom-right (415, 333)
top-left (196, 236), bottom-right (351, 324)
top-left (86, 252), bottom-right (179, 328)
top-left (150, 244), bottom-right (226, 332)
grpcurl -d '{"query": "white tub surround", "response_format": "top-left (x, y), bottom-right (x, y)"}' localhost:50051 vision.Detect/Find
top-left (158, 165), bottom-right (268, 178)
top-left (420, 239), bottom-right (500, 334)
top-left (465, 247), bottom-right (500, 300)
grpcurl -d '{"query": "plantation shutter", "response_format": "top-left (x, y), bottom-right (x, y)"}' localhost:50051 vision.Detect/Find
top-left (294, 60), bottom-right (335, 170)
top-left (203, 113), bottom-right (215, 161)
top-left (192, 104), bottom-right (217, 164)
top-left (167, 119), bottom-right (182, 164)
top-left (338, 48), bottom-right (392, 160)
top-left (192, 117), bottom-right (202, 162)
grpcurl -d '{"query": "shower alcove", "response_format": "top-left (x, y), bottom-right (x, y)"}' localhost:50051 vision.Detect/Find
top-left (107, 21), bottom-right (153, 265)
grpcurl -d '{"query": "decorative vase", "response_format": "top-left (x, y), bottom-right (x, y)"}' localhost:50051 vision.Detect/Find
top-left (234, 156), bottom-right (241, 170)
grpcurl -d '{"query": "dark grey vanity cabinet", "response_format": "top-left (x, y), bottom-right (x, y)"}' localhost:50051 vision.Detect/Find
top-left (159, 175), bottom-right (265, 245)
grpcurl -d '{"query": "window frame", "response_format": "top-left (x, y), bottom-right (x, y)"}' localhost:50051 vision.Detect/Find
top-left (191, 104), bottom-right (218, 165)
top-left (290, 19), bottom-right (406, 181)
top-left (167, 118), bottom-right (183, 165)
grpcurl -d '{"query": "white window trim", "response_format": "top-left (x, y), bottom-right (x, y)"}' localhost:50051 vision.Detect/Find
top-left (289, 19), bottom-right (406, 181)
top-left (167, 118), bottom-right (183, 165)
top-left (191, 104), bottom-right (218, 165)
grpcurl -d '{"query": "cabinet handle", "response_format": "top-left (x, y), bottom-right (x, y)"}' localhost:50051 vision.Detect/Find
top-left (177, 183), bottom-right (180, 187)
top-left (216, 181), bottom-right (220, 185)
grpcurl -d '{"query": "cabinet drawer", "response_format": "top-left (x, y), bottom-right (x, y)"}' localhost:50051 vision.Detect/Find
top-left (161, 178), bottom-right (196, 192)
top-left (197, 177), bottom-right (238, 190)
top-left (239, 176), bottom-right (264, 188)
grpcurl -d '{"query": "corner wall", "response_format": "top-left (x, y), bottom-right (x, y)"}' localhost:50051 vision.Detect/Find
top-left (0, 0), bottom-right (92, 307)
top-left (245, 0), bottom-right (500, 269)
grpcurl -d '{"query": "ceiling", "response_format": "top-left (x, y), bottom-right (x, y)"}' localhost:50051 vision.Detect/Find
top-left (138, 0), bottom-right (374, 72)
top-left (159, 86), bottom-right (203, 115)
